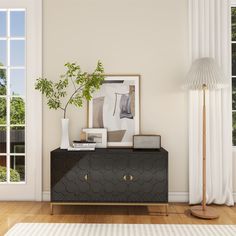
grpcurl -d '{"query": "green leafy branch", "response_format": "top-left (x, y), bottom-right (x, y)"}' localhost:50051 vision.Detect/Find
top-left (35, 61), bottom-right (105, 118)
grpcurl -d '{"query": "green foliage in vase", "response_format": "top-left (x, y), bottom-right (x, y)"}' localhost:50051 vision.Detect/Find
top-left (35, 61), bottom-right (105, 118)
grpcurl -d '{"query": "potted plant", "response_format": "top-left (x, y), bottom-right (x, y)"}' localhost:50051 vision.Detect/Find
top-left (35, 61), bottom-right (105, 149)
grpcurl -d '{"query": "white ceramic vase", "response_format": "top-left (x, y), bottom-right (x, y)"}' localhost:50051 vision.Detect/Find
top-left (60, 118), bottom-right (70, 149)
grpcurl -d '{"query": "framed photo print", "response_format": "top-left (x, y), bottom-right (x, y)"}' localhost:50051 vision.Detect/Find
top-left (88, 75), bottom-right (140, 147)
top-left (83, 128), bottom-right (107, 148)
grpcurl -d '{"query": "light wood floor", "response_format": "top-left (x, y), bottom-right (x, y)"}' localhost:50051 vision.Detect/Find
top-left (0, 202), bottom-right (236, 235)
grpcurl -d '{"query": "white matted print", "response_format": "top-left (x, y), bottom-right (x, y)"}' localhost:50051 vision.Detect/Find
top-left (83, 128), bottom-right (107, 148)
top-left (88, 75), bottom-right (140, 147)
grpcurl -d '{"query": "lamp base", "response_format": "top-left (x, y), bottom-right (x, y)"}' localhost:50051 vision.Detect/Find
top-left (190, 205), bottom-right (219, 219)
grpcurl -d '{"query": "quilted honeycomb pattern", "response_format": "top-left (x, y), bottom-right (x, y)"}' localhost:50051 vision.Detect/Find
top-left (51, 148), bottom-right (168, 203)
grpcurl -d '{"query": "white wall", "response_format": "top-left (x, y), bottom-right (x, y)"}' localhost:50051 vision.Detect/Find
top-left (42, 0), bottom-right (189, 192)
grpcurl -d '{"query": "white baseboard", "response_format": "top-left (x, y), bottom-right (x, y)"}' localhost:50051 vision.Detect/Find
top-left (233, 193), bottom-right (236, 203)
top-left (43, 191), bottom-right (236, 203)
top-left (43, 191), bottom-right (50, 201)
top-left (168, 192), bottom-right (189, 202)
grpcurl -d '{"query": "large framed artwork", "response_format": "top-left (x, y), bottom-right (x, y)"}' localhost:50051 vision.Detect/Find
top-left (88, 75), bottom-right (140, 147)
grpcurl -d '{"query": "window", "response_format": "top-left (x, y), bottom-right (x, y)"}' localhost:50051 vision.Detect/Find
top-left (0, 9), bottom-right (26, 182)
top-left (0, 0), bottom-right (41, 200)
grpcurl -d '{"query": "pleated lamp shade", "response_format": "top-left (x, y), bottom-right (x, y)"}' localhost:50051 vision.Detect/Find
top-left (184, 57), bottom-right (229, 90)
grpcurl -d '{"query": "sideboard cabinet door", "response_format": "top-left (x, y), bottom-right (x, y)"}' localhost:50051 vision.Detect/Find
top-left (128, 153), bottom-right (168, 202)
top-left (51, 152), bottom-right (92, 202)
top-left (89, 153), bottom-right (130, 202)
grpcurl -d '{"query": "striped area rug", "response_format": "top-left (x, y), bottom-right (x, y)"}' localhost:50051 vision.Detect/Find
top-left (5, 223), bottom-right (236, 236)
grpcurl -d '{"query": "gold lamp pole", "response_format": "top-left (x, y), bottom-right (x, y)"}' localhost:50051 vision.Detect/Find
top-left (185, 58), bottom-right (229, 220)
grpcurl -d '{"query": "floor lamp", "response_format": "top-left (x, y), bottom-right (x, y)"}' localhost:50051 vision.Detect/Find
top-left (185, 57), bottom-right (229, 219)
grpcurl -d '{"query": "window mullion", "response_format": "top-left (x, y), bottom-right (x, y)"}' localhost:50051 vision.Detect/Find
top-left (6, 9), bottom-right (10, 183)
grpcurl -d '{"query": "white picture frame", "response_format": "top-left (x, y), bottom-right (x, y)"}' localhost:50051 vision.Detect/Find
top-left (82, 128), bottom-right (107, 148)
top-left (88, 75), bottom-right (140, 147)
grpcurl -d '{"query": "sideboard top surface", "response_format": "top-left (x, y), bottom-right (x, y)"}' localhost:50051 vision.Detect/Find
top-left (51, 147), bottom-right (168, 155)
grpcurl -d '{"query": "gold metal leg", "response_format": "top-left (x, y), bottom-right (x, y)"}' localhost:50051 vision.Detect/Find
top-left (165, 204), bottom-right (169, 216)
top-left (50, 203), bottom-right (53, 215)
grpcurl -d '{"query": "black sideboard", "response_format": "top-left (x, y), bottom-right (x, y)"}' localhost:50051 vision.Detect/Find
top-left (50, 148), bottom-right (168, 215)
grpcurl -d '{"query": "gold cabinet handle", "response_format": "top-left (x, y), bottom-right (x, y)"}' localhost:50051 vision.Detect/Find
top-left (123, 175), bottom-right (127, 181)
top-left (123, 175), bottom-right (134, 181)
top-left (84, 174), bottom-right (88, 181)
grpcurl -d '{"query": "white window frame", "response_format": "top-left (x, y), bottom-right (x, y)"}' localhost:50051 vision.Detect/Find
top-left (0, 8), bottom-right (27, 184)
top-left (0, 0), bottom-right (42, 200)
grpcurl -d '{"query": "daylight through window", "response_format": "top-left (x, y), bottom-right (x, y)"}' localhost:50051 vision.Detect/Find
top-left (0, 9), bottom-right (26, 183)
